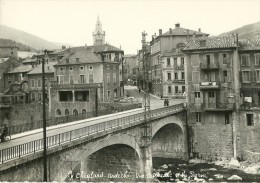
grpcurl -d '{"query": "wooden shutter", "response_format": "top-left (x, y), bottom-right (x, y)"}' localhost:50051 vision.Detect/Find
top-left (251, 70), bottom-right (256, 82)
top-left (191, 92), bottom-right (195, 103)
top-left (227, 70), bottom-right (231, 82)
top-left (200, 91), bottom-right (204, 104)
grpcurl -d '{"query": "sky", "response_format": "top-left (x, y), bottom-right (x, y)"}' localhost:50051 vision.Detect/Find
top-left (0, 0), bottom-right (260, 54)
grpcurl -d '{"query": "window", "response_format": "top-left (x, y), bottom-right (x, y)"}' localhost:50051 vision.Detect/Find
top-left (80, 66), bottom-right (84, 70)
top-left (174, 58), bottom-right (177, 65)
top-left (246, 114), bottom-right (254, 126)
top-left (113, 73), bottom-right (116, 83)
top-left (241, 55), bottom-right (250, 66)
top-left (182, 86), bottom-right (185, 93)
top-left (80, 75), bottom-right (85, 83)
top-left (195, 92), bottom-right (200, 98)
top-left (174, 72), bottom-right (178, 80)
top-left (255, 54), bottom-right (260, 66)
top-left (59, 91), bottom-right (73, 101)
top-left (89, 65), bottom-right (93, 70)
top-left (167, 58), bottom-right (171, 66)
top-left (223, 54), bottom-right (227, 64)
top-left (65, 109), bottom-right (70, 116)
top-left (168, 86), bottom-right (172, 93)
top-left (76, 58), bottom-right (79, 62)
top-left (73, 109), bottom-right (78, 115)
top-left (196, 112), bottom-right (201, 122)
top-left (223, 70), bottom-right (228, 82)
top-left (167, 73), bottom-right (171, 80)
top-left (8, 74), bottom-right (12, 80)
top-left (175, 86), bottom-right (178, 93)
top-left (60, 67), bottom-right (64, 71)
top-left (181, 57), bottom-right (184, 65)
top-left (75, 91), bottom-right (89, 101)
top-left (38, 93), bottom-right (41, 101)
top-left (69, 74), bottom-right (74, 84)
top-left (58, 75), bottom-right (64, 84)
top-left (82, 109), bottom-right (86, 114)
top-left (256, 70), bottom-right (260, 81)
top-left (38, 79), bottom-right (41, 88)
top-left (69, 67), bottom-right (73, 71)
top-left (242, 71), bottom-right (250, 82)
top-left (206, 55), bottom-right (210, 64)
top-left (209, 92), bottom-right (215, 98)
top-left (31, 79), bottom-right (35, 87)
top-left (89, 74), bottom-right (94, 83)
top-left (56, 109), bottom-right (61, 116)
top-left (225, 113), bottom-right (230, 124)
top-left (107, 90), bottom-right (110, 99)
top-left (181, 72), bottom-right (185, 80)
top-left (31, 92), bottom-right (35, 101)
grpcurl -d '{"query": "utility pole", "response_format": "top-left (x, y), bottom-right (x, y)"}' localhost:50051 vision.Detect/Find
top-left (42, 49), bottom-right (48, 182)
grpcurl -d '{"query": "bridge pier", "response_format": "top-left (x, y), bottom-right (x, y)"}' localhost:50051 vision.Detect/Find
top-left (138, 146), bottom-right (153, 182)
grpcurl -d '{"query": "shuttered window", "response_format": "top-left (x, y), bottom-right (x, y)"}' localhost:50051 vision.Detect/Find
top-left (255, 54), bottom-right (260, 66)
top-left (192, 71), bottom-right (200, 83)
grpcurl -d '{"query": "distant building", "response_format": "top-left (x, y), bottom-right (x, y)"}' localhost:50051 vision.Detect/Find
top-left (149, 23), bottom-right (208, 96)
top-left (92, 16), bottom-right (105, 46)
top-left (0, 44), bottom-right (18, 59)
top-left (123, 54), bottom-right (138, 85)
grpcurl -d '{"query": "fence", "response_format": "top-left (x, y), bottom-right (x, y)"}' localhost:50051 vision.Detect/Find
top-left (0, 103), bottom-right (185, 164)
top-left (7, 103), bottom-right (142, 136)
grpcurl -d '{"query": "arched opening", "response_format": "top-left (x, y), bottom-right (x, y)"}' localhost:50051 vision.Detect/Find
top-left (152, 123), bottom-right (184, 159)
top-left (73, 109), bottom-right (78, 116)
top-left (82, 109), bottom-right (86, 114)
top-left (56, 109), bottom-right (61, 116)
top-left (65, 109), bottom-right (70, 116)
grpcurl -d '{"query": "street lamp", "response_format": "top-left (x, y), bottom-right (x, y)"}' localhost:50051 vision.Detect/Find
top-left (42, 49), bottom-right (49, 181)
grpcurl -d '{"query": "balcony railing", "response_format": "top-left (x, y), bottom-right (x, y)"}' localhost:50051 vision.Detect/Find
top-left (200, 81), bottom-right (220, 89)
top-left (202, 102), bottom-right (235, 111)
top-left (172, 79), bottom-right (185, 83)
top-left (200, 63), bottom-right (219, 70)
top-left (50, 81), bottom-right (103, 89)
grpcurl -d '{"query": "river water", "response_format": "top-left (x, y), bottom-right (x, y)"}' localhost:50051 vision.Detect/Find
top-left (153, 158), bottom-right (260, 182)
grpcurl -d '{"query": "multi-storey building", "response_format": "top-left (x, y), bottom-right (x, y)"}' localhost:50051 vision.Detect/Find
top-left (49, 48), bottom-right (120, 117)
top-left (161, 49), bottom-right (186, 98)
top-left (150, 23), bottom-right (208, 96)
top-left (0, 44), bottom-right (18, 59)
top-left (123, 54), bottom-right (138, 85)
top-left (138, 45), bottom-right (151, 91)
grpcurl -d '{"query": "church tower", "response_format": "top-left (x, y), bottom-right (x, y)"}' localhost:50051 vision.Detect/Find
top-left (92, 15), bottom-right (105, 45)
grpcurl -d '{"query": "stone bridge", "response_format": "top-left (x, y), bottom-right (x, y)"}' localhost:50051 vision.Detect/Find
top-left (0, 104), bottom-right (188, 182)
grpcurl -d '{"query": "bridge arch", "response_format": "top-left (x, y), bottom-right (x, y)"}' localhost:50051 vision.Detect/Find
top-left (151, 115), bottom-right (187, 159)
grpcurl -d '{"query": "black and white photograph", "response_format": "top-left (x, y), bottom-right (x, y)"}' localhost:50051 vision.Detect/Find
top-left (0, 0), bottom-right (260, 182)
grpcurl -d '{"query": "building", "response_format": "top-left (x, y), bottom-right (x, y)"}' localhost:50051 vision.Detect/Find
top-left (183, 35), bottom-right (260, 161)
top-left (49, 48), bottom-right (121, 117)
top-left (123, 54), bottom-right (138, 85)
top-left (161, 50), bottom-right (186, 98)
top-left (150, 23), bottom-right (208, 96)
top-left (92, 16), bottom-right (105, 46)
top-left (0, 58), bottom-right (20, 93)
top-left (0, 44), bottom-right (18, 59)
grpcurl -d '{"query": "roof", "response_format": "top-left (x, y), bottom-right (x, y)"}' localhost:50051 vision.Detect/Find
top-left (0, 58), bottom-right (10, 64)
top-left (160, 27), bottom-right (208, 37)
top-left (161, 49), bottom-right (185, 57)
top-left (239, 39), bottom-right (260, 51)
top-left (183, 36), bottom-right (237, 51)
top-left (55, 50), bottom-right (102, 66)
top-left (22, 57), bottom-right (37, 64)
top-left (27, 62), bottom-right (57, 75)
top-left (86, 44), bottom-right (123, 53)
top-left (8, 65), bottom-right (33, 74)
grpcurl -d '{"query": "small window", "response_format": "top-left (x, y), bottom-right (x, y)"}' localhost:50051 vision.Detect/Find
top-left (89, 65), bottom-right (93, 70)
top-left (168, 86), bottom-right (172, 93)
top-left (60, 67), bottom-right (64, 71)
top-left (69, 67), bottom-right (73, 71)
top-left (181, 72), bottom-right (185, 80)
top-left (80, 66), bottom-right (84, 70)
top-left (209, 92), bottom-right (215, 98)
top-left (196, 112), bottom-right (201, 122)
top-left (175, 86), bottom-right (178, 93)
top-left (174, 72), bottom-right (178, 80)
top-left (82, 109), bottom-right (87, 114)
top-left (65, 109), bottom-right (70, 116)
top-left (225, 113), bottom-right (230, 124)
top-left (73, 109), bottom-right (78, 115)
top-left (195, 92), bottom-right (200, 98)
top-left (181, 57), bottom-right (184, 65)
top-left (246, 114), bottom-right (254, 126)
top-left (182, 86), bottom-right (185, 93)
top-left (56, 109), bottom-right (61, 116)
top-left (80, 75), bottom-right (85, 83)
top-left (167, 73), bottom-right (171, 80)
top-left (167, 58), bottom-right (171, 66)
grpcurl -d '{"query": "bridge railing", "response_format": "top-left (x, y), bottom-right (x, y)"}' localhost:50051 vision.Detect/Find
top-left (0, 103), bottom-right (185, 164)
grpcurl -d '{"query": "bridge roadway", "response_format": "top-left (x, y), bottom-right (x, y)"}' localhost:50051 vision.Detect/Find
top-left (0, 103), bottom-right (185, 166)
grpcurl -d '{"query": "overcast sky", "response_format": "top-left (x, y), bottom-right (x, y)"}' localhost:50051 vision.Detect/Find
top-left (0, 0), bottom-right (260, 54)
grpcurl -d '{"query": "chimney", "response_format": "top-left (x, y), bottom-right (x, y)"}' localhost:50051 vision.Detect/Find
top-left (198, 28), bottom-right (201, 32)
top-left (169, 28), bottom-right (172, 34)
top-left (187, 29), bottom-right (190, 41)
top-left (62, 45), bottom-right (66, 49)
top-left (152, 35), bottom-right (154, 41)
top-left (175, 23), bottom-right (180, 28)
top-left (159, 29), bottom-right (162, 36)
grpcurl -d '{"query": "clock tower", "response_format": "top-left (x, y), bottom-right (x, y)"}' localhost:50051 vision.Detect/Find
top-left (92, 15), bottom-right (105, 45)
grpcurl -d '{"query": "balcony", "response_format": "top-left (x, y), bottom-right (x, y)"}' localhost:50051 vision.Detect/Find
top-left (200, 63), bottom-right (219, 70)
top-left (172, 79), bottom-right (185, 83)
top-left (202, 102), bottom-right (235, 111)
top-left (50, 81), bottom-right (103, 89)
top-left (200, 81), bottom-right (220, 90)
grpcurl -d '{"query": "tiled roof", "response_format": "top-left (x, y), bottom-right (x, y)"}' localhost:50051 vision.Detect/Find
top-left (239, 39), bottom-right (260, 50)
top-left (161, 27), bottom-right (208, 37)
top-left (55, 50), bottom-right (101, 66)
top-left (27, 62), bottom-right (57, 75)
top-left (161, 49), bottom-right (184, 57)
top-left (22, 57), bottom-right (37, 63)
top-left (8, 65), bottom-right (33, 74)
top-left (183, 36), bottom-right (237, 51)
top-left (0, 58), bottom-right (9, 64)
top-left (87, 44), bottom-right (123, 53)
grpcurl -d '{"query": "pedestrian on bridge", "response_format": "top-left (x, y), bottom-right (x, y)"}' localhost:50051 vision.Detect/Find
top-left (0, 124), bottom-right (8, 142)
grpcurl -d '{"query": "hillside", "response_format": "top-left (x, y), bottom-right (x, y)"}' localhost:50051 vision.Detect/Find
top-left (0, 25), bottom-right (71, 50)
top-left (219, 21), bottom-right (260, 39)
top-left (0, 38), bottom-right (37, 52)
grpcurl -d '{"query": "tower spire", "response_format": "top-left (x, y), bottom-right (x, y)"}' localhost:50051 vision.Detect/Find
top-left (93, 15), bottom-right (105, 45)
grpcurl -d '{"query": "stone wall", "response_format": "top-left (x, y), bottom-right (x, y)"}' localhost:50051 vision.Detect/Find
top-left (0, 103), bottom-right (49, 126)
